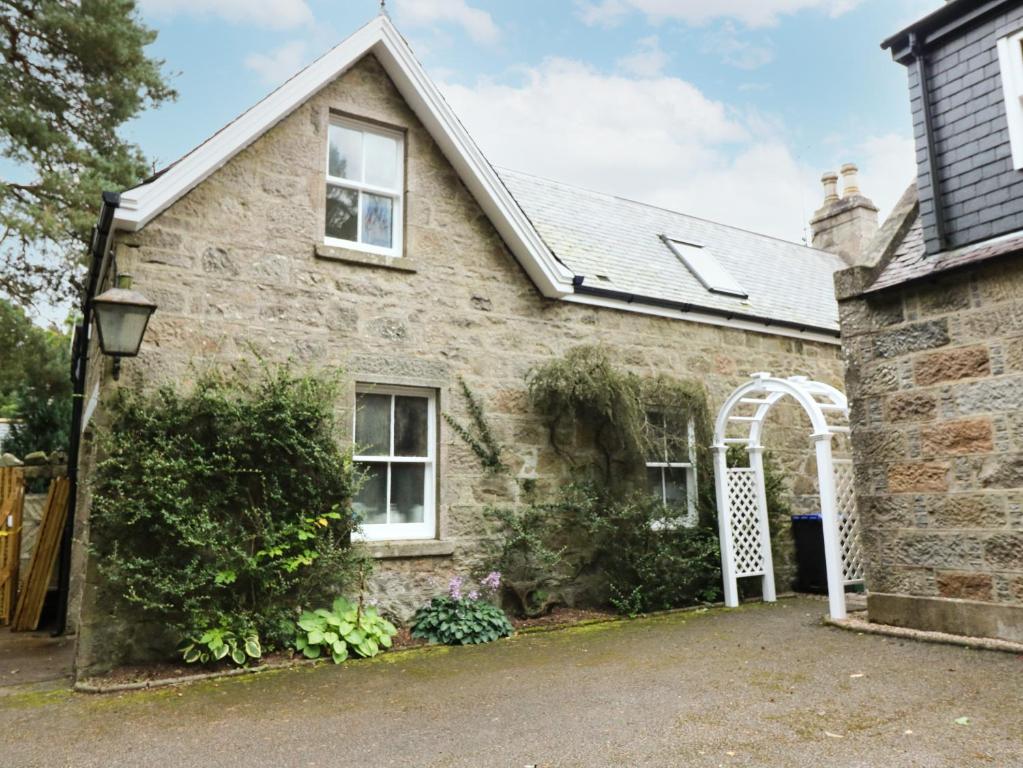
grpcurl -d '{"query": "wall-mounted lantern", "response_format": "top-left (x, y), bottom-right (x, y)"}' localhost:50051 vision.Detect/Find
top-left (92, 274), bottom-right (157, 380)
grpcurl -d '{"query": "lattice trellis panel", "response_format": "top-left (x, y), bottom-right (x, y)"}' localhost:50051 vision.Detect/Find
top-left (834, 460), bottom-right (863, 584)
top-left (727, 468), bottom-right (763, 578)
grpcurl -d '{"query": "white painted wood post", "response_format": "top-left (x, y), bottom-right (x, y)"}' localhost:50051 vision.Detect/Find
top-left (749, 446), bottom-right (776, 603)
top-left (814, 433), bottom-right (847, 620)
top-left (713, 445), bottom-right (739, 608)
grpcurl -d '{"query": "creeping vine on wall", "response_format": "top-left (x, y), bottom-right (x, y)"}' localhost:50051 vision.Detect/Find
top-left (526, 345), bottom-right (712, 501)
top-left (443, 377), bottom-right (506, 474)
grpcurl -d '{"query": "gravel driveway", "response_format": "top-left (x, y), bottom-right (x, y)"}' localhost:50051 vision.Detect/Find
top-left (3, 597), bottom-right (1021, 767)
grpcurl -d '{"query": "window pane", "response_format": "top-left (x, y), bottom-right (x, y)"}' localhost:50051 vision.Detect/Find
top-left (394, 396), bottom-right (428, 457)
top-left (664, 466), bottom-right (688, 511)
top-left (364, 132), bottom-right (399, 188)
top-left (355, 393), bottom-right (390, 455)
top-left (361, 193), bottom-right (393, 248)
top-left (328, 124), bottom-right (362, 181)
top-left (646, 466), bottom-right (664, 503)
top-left (391, 463), bottom-right (425, 524)
top-left (326, 185), bottom-right (358, 241)
top-left (664, 414), bottom-right (690, 463)
top-left (354, 463), bottom-right (387, 525)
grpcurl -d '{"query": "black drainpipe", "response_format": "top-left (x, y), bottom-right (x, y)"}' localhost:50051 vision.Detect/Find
top-left (53, 191), bottom-right (120, 636)
top-left (911, 31), bottom-right (947, 252)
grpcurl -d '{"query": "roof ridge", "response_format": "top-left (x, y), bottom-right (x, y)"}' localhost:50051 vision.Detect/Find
top-left (495, 166), bottom-right (841, 262)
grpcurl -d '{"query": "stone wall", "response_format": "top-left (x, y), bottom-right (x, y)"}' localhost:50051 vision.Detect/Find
top-left (72, 54), bottom-right (844, 673)
top-left (837, 258), bottom-right (1023, 642)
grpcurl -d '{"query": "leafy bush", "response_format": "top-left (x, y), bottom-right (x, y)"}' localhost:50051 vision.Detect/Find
top-left (583, 492), bottom-right (723, 615)
top-left (488, 484), bottom-right (722, 617)
top-left (484, 487), bottom-right (589, 617)
top-left (411, 573), bottom-right (514, 645)
top-left (89, 361), bottom-right (366, 656)
top-left (293, 597), bottom-right (397, 663)
top-left (179, 625), bottom-right (262, 666)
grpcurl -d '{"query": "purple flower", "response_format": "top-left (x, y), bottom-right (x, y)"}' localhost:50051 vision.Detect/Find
top-left (448, 575), bottom-right (464, 601)
top-left (468, 590), bottom-right (480, 601)
top-left (481, 571), bottom-right (501, 592)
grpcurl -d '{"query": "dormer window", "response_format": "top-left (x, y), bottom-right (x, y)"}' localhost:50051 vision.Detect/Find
top-left (325, 117), bottom-right (404, 256)
top-left (997, 29), bottom-right (1023, 170)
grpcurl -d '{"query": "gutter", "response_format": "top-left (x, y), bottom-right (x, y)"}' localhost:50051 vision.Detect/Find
top-left (53, 191), bottom-right (120, 636)
top-left (572, 282), bottom-right (840, 339)
top-left (910, 32), bottom-right (948, 253)
top-left (882, 0), bottom-right (1009, 63)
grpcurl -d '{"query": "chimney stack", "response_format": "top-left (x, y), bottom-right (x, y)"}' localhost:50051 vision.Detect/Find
top-left (810, 162), bottom-right (879, 267)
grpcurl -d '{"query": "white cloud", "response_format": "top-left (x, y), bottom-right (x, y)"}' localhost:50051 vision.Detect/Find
top-left (708, 23), bottom-right (775, 69)
top-left (616, 36), bottom-right (669, 77)
top-left (440, 59), bottom-right (914, 244)
top-left (139, 0), bottom-right (312, 29)
top-left (390, 0), bottom-right (499, 44)
top-left (576, 0), bottom-right (861, 28)
top-left (244, 41), bottom-right (310, 86)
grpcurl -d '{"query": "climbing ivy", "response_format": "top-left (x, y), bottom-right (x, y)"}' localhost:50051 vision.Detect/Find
top-left (443, 377), bottom-right (506, 474)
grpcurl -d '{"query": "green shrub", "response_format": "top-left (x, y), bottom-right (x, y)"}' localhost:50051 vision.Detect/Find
top-left (293, 597), bottom-right (397, 663)
top-left (178, 625), bottom-right (262, 666)
top-left (411, 573), bottom-right (514, 645)
top-left (89, 360), bottom-right (366, 655)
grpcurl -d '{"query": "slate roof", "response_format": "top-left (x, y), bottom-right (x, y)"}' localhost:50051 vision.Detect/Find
top-left (498, 168), bottom-right (847, 333)
top-left (865, 203), bottom-right (1023, 294)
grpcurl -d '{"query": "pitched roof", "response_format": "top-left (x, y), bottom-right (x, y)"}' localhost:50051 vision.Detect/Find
top-left (113, 15), bottom-right (575, 299)
top-left (113, 14), bottom-right (845, 340)
top-left (499, 169), bottom-right (846, 334)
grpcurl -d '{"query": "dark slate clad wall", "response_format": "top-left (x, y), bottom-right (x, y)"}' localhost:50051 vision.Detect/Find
top-left (912, 4), bottom-right (1023, 254)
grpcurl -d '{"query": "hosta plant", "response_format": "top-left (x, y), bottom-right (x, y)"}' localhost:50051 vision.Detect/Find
top-left (179, 626), bottom-right (262, 666)
top-left (411, 573), bottom-right (514, 646)
top-left (294, 597), bottom-right (397, 663)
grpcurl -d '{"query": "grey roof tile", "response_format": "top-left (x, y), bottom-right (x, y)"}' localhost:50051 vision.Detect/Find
top-left (497, 168), bottom-right (846, 332)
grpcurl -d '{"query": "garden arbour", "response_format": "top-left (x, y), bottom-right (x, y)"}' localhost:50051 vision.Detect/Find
top-left (712, 373), bottom-right (863, 620)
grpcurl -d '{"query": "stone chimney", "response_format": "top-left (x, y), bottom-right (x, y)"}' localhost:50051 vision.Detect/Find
top-left (810, 163), bottom-right (879, 266)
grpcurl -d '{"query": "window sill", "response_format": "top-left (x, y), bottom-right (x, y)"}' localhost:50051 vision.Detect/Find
top-left (314, 243), bottom-right (417, 272)
top-left (361, 540), bottom-right (455, 560)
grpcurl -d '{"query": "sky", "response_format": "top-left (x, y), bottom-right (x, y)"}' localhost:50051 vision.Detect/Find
top-left (32, 0), bottom-right (945, 323)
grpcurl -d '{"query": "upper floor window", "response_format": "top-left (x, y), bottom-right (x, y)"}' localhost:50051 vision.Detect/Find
top-left (997, 28), bottom-right (1023, 170)
top-left (325, 118), bottom-right (404, 256)
top-left (645, 410), bottom-right (697, 528)
top-left (352, 385), bottom-right (435, 541)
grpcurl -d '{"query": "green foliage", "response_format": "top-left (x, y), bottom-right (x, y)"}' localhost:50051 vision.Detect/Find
top-left (1, 0), bottom-right (176, 304)
top-left (89, 361), bottom-right (366, 653)
top-left (526, 346), bottom-right (711, 494)
top-left (0, 299), bottom-right (71, 455)
top-left (178, 625), bottom-right (262, 667)
top-left (583, 491), bottom-right (723, 615)
top-left (442, 377), bottom-right (505, 473)
top-left (489, 483), bottom-right (721, 617)
top-left (411, 596), bottom-right (514, 646)
top-left (293, 597), bottom-right (397, 663)
top-left (527, 345), bottom-right (645, 483)
top-left (484, 487), bottom-right (584, 617)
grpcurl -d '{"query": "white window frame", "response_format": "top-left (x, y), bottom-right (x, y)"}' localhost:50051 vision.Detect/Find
top-left (352, 384), bottom-right (436, 541)
top-left (324, 116), bottom-right (405, 257)
top-left (997, 28), bottom-right (1023, 170)
top-left (645, 412), bottom-right (698, 528)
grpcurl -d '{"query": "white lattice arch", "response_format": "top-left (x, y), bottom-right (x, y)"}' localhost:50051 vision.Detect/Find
top-left (712, 373), bottom-right (863, 620)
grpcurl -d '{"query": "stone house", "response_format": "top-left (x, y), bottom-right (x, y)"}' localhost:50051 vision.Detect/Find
top-left (69, 15), bottom-right (857, 669)
top-left (836, 0), bottom-right (1023, 643)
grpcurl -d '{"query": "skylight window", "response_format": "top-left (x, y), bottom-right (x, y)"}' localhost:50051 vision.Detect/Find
top-left (663, 238), bottom-right (748, 298)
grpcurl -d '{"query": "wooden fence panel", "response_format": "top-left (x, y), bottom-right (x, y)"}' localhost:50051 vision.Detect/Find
top-left (0, 467), bottom-right (26, 625)
top-left (12, 477), bottom-right (69, 632)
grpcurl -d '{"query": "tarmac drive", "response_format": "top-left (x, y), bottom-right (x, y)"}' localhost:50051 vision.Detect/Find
top-left (2, 598), bottom-right (1021, 767)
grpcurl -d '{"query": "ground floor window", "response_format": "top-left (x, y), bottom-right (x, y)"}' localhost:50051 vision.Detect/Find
top-left (352, 385), bottom-right (436, 541)
top-left (645, 410), bottom-right (697, 527)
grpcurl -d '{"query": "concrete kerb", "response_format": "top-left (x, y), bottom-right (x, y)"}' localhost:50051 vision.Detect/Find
top-left (73, 598), bottom-right (793, 695)
top-left (824, 611), bottom-right (1023, 655)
